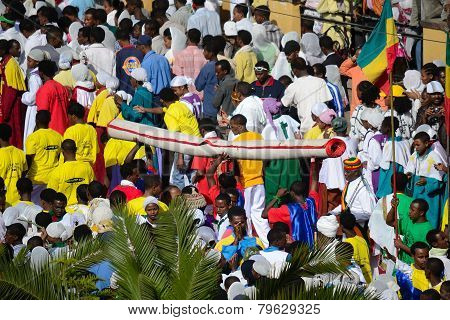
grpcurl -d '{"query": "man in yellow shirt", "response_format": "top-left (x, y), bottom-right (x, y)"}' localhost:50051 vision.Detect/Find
top-left (25, 110), bottom-right (62, 204)
top-left (47, 139), bottom-right (95, 205)
top-left (127, 175), bottom-right (168, 215)
top-left (63, 102), bottom-right (99, 164)
top-left (233, 30), bottom-right (258, 83)
top-left (230, 114), bottom-right (269, 246)
top-left (0, 124), bottom-right (27, 206)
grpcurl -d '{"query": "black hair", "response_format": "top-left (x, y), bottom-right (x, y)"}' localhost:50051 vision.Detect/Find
top-left (116, 28), bottom-right (130, 41)
top-left (312, 63), bottom-right (326, 78)
top-left (57, 16), bottom-right (72, 32)
top-left (380, 117), bottom-right (399, 135)
top-left (393, 96), bottom-right (412, 114)
top-left (212, 35), bottom-right (226, 53)
top-left (54, 192), bottom-right (67, 203)
top-left (202, 35), bottom-right (213, 47)
top-left (44, 26), bottom-right (63, 44)
top-left (359, 83), bottom-right (380, 105)
top-left (27, 235), bottom-right (44, 249)
top-left (441, 280), bottom-right (450, 293)
top-left (118, 18), bottom-right (133, 32)
top-left (267, 228), bottom-right (285, 244)
top-left (427, 257), bottom-right (444, 277)
top-left (278, 75), bottom-right (293, 87)
top-left (144, 19), bottom-right (160, 34)
top-left (420, 289), bottom-right (441, 300)
top-left (0, 123), bottom-right (12, 141)
top-left (84, 8), bottom-right (98, 19)
top-left (74, 224), bottom-right (93, 242)
top-left (255, 60), bottom-right (269, 70)
top-left (218, 173), bottom-right (237, 189)
top-left (392, 172), bottom-right (408, 192)
top-left (175, 0), bottom-right (187, 4)
top-left (181, 185), bottom-right (199, 195)
top-left (302, 18), bottom-right (314, 32)
top-left (215, 59), bottom-right (231, 74)
top-left (61, 139), bottom-right (77, 153)
top-left (35, 212), bottom-right (52, 228)
top-left (79, 26), bottom-right (92, 39)
top-left (105, 0), bottom-right (125, 10)
top-left (289, 181), bottom-right (308, 197)
top-left (319, 35), bottom-right (334, 50)
top-left (203, 40), bottom-right (220, 56)
top-left (0, 177), bottom-right (4, 191)
top-left (187, 28), bottom-right (201, 44)
top-left (284, 40), bottom-right (300, 54)
top-left (235, 81), bottom-right (253, 97)
top-left (6, 223), bottom-right (26, 241)
top-left (215, 193), bottom-right (231, 205)
top-left (340, 211), bottom-right (356, 230)
top-left (19, 19), bottom-right (36, 33)
top-left (88, 181), bottom-right (107, 199)
top-left (413, 131), bottom-right (431, 143)
top-left (290, 57), bottom-right (307, 71)
top-left (163, 28), bottom-right (171, 39)
top-left (120, 162), bottom-right (136, 179)
top-left (62, 5), bottom-right (79, 17)
top-left (40, 188), bottom-right (57, 203)
top-left (230, 114), bottom-right (247, 126)
top-left (192, 0), bottom-right (206, 6)
top-left (96, 9), bottom-right (107, 24)
top-left (240, 260), bottom-right (256, 285)
top-left (6, 1), bottom-right (25, 20)
top-left (224, 276), bottom-right (240, 291)
top-left (412, 198), bottom-right (429, 213)
top-left (143, 175), bottom-right (162, 190)
top-left (91, 27), bottom-right (106, 43)
top-left (198, 117), bottom-right (216, 132)
top-left (68, 101), bottom-right (85, 119)
top-left (76, 184), bottom-right (89, 203)
top-left (159, 87), bottom-right (179, 102)
top-left (16, 177), bottom-right (33, 195)
top-left (227, 206), bottom-right (246, 220)
top-left (109, 190), bottom-right (127, 208)
top-left (422, 63), bottom-right (439, 78)
top-left (35, 110), bottom-right (51, 127)
top-left (426, 229), bottom-right (442, 247)
top-left (237, 30), bottom-right (252, 45)
top-left (410, 241), bottom-right (430, 255)
top-left (37, 6), bottom-right (58, 23)
top-left (272, 222), bottom-right (290, 234)
top-left (38, 60), bottom-right (58, 78)
top-left (254, 5), bottom-right (270, 19)
top-left (0, 39), bottom-right (10, 54)
top-left (234, 4), bottom-right (248, 16)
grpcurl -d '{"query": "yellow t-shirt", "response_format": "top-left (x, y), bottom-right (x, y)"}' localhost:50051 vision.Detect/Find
top-left (87, 89), bottom-right (109, 124)
top-left (63, 123), bottom-right (99, 164)
top-left (233, 131), bottom-right (264, 188)
top-left (47, 160), bottom-right (95, 205)
top-left (97, 96), bottom-right (119, 127)
top-left (442, 199), bottom-right (448, 232)
top-left (344, 236), bottom-right (372, 283)
top-left (303, 125), bottom-right (323, 140)
top-left (104, 138), bottom-right (145, 168)
top-left (127, 196), bottom-right (169, 215)
top-left (25, 128), bottom-right (62, 184)
top-left (163, 101), bottom-right (201, 137)
top-left (0, 146), bottom-right (28, 206)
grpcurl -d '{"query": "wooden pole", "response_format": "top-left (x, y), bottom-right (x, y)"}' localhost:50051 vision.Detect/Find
top-left (389, 72), bottom-right (399, 255)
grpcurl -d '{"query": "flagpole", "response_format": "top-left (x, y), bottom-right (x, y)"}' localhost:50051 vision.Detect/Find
top-left (389, 72), bottom-right (399, 256)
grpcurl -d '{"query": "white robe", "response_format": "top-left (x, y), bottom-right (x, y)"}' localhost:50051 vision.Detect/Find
top-left (405, 150), bottom-right (445, 181)
top-left (261, 115), bottom-right (300, 141)
top-left (21, 68), bottom-right (43, 150)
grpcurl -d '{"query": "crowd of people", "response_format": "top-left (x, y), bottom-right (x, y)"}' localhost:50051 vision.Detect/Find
top-left (0, 0), bottom-right (449, 300)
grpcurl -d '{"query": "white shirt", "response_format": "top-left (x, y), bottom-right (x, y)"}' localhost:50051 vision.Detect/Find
top-left (23, 30), bottom-right (47, 61)
top-left (81, 43), bottom-right (116, 76)
top-left (259, 249), bottom-right (289, 279)
top-left (0, 27), bottom-right (26, 49)
top-left (235, 18), bottom-right (253, 33)
top-left (281, 75), bottom-right (332, 133)
top-left (380, 138), bottom-right (411, 171)
top-left (331, 176), bottom-right (377, 225)
top-left (368, 193), bottom-right (397, 257)
top-left (21, 68), bottom-right (42, 107)
top-left (187, 8), bottom-right (221, 37)
top-left (232, 95), bottom-right (266, 134)
top-left (217, 214), bottom-right (230, 240)
top-left (261, 114), bottom-right (300, 141)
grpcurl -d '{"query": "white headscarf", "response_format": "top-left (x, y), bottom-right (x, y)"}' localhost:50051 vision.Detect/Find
top-left (130, 68), bottom-right (153, 92)
top-left (326, 65), bottom-right (348, 106)
top-left (58, 51), bottom-right (73, 70)
top-left (71, 63), bottom-right (91, 82)
top-left (252, 24), bottom-right (279, 68)
top-left (366, 109), bottom-right (384, 129)
top-left (426, 81), bottom-right (444, 94)
top-left (143, 196), bottom-right (158, 210)
top-left (28, 48), bottom-right (50, 62)
top-left (403, 70), bottom-right (425, 93)
top-left (300, 32), bottom-right (325, 65)
top-left (316, 215), bottom-right (339, 238)
top-left (281, 31), bottom-right (300, 49)
top-left (30, 246), bottom-right (50, 270)
top-left (168, 27), bottom-right (187, 55)
top-left (46, 222), bottom-right (73, 241)
top-left (170, 75), bottom-right (193, 87)
top-left (106, 76), bottom-right (120, 94)
top-left (69, 21), bottom-right (83, 45)
top-left (224, 21), bottom-right (238, 36)
top-left (96, 71), bottom-right (110, 86)
top-left (228, 282), bottom-right (245, 300)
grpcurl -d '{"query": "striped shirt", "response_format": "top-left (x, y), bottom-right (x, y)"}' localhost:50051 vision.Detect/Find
top-left (326, 81), bottom-right (345, 117)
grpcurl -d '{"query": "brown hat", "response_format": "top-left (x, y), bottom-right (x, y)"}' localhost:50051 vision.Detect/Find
top-left (183, 191), bottom-right (207, 209)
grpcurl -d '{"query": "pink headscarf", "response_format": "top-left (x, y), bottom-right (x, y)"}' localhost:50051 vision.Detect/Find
top-left (318, 109), bottom-right (337, 125)
top-left (263, 98), bottom-right (282, 134)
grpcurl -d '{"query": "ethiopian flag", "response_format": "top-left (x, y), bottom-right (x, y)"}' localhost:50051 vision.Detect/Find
top-left (357, 0), bottom-right (399, 94)
top-left (446, 31), bottom-right (450, 133)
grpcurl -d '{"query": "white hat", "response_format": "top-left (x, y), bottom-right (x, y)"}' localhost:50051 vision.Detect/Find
top-left (106, 76), bottom-right (120, 92)
top-left (2, 207), bottom-right (20, 227)
top-left (61, 212), bottom-right (86, 229)
top-left (252, 256), bottom-right (271, 277)
top-left (46, 222), bottom-right (73, 241)
top-left (316, 215), bottom-right (339, 238)
top-left (71, 63), bottom-right (90, 82)
top-left (30, 246), bottom-right (50, 270)
top-left (197, 226), bottom-right (217, 245)
top-left (403, 70), bottom-right (424, 92)
top-left (224, 21), bottom-right (237, 36)
top-left (227, 282), bottom-right (245, 300)
top-left (311, 102), bottom-right (329, 117)
top-left (426, 81), bottom-right (444, 94)
top-left (367, 110), bottom-right (384, 129)
top-left (130, 67), bottom-right (148, 82)
top-left (96, 71), bottom-right (110, 86)
top-left (28, 48), bottom-right (50, 62)
top-left (413, 124), bottom-right (437, 140)
top-left (143, 196), bottom-right (159, 211)
top-left (170, 76), bottom-right (193, 87)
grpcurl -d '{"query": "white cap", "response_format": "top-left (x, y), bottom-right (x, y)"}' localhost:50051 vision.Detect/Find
top-left (130, 67), bottom-right (148, 82)
top-left (311, 102), bottom-right (329, 117)
top-left (316, 215), bottom-right (339, 238)
top-left (252, 256), bottom-right (271, 277)
top-left (413, 124), bottom-right (437, 140)
top-left (367, 110), bottom-right (384, 130)
top-left (426, 81), bottom-right (444, 94)
top-left (170, 76), bottom-right (193, 87)
top-left (224, 21), bottom-right (237, 36)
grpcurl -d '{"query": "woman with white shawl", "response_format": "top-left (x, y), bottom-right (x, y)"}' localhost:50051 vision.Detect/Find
top-left (71, 63), bottom-right (96, 111)
top-left (22, 49), bottom-right (49, 148)
top-left (300, 32), bottom-right (325, 66)
top-left (252, 24), bottom-right (279, 69)
top-left (163, 27), bottom-right (187, 66)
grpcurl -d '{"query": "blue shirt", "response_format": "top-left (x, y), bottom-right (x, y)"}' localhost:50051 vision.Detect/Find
top-left (326, 81), bottom-right (344, 117)
top-left (141, 51), bottom-right (171, 95)
top-left (195, 61), bottom-right (218, 118)
top-left (69, 0), bottom-right (95, 19)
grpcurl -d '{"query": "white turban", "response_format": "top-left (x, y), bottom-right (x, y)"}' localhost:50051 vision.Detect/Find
top-left (71, 63), bottom-right (90, 82)
top-left (106, 76), bottom-right (120, 93)
top-left (224, 21), bottom-right (237, 36)
top-left (170, 76), bottom-right (193, 87)
top-left (143, 196), bottom-right (158, 210)
top-left (46, 222), bottom-right (73, 241)
top-left (311, 102), bottom-right (329, 117)
top-left (316, 215), bottom-right (339, 238)
top-left (96, 71), bottom-right (110, 86)
top-left (58, 51), bottom-right (73, 70)
top-left (28, 49), bottom-right (50, 62)
top-left (30, 246), bottom-right (50, 270)
top-left (426, 81), bottom-right (444, 94)
top-left (61, 212), bottom-right (87, 229)
top-left (403, 70), bottom-right (424, 92)
top-left (130, 67), bottom-right (148, 82)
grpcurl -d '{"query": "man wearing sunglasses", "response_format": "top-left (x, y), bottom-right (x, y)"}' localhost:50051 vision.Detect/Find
top-left (252, 61), bottom-right (285, 101)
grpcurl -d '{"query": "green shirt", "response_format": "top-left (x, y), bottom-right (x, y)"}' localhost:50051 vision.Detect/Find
top-left (396, 193), bottom-right (414, 234)
top-left (399, 217), bottom-right (433, 264)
